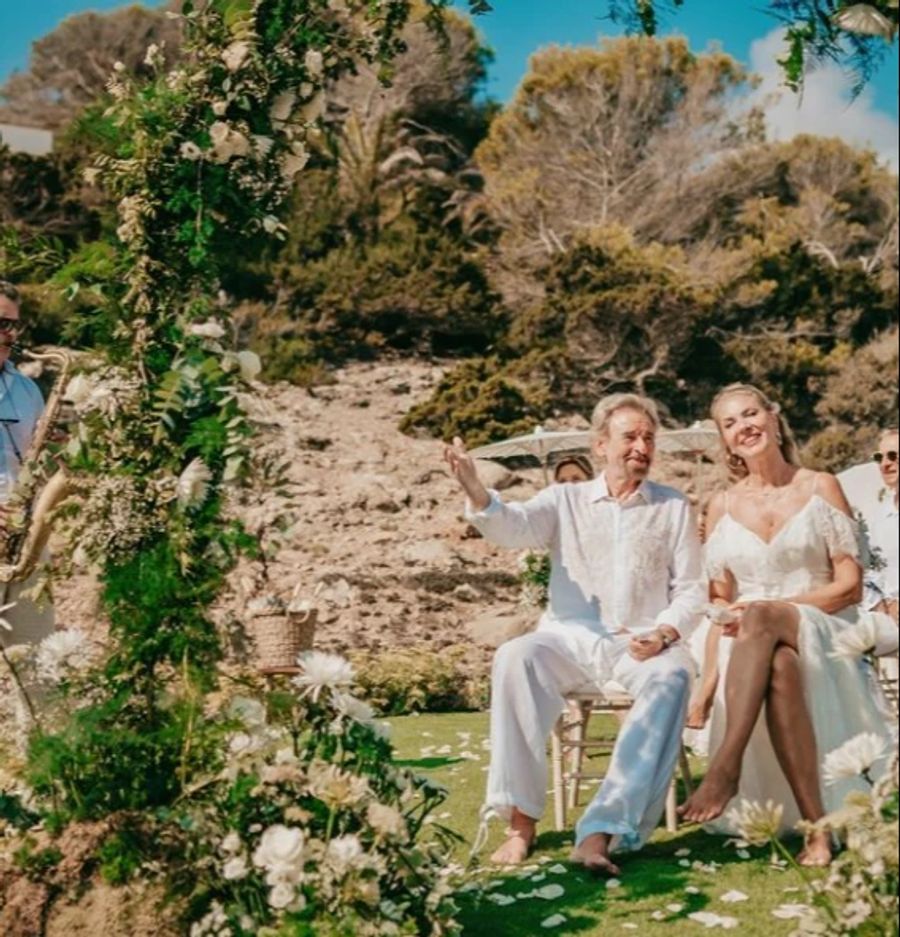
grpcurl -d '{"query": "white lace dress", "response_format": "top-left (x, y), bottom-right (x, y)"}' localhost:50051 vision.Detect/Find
top-left (704, 494), bottom-right (893, 833)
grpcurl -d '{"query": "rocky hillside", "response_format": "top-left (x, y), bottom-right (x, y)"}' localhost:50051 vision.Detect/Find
top-left (55, 360), bottom-right (723, 659)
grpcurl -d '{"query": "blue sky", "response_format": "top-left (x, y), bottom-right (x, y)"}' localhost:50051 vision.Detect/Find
top-left (2, 1), bottom-right (898, 163)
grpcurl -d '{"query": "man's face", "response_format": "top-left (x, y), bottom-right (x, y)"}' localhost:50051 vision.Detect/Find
top-left (877, 432), bottom-right (899, 490)
top-left (0, 295), bottom-right (21, 363)
top-left (594, 408), bottom-right (656, 482)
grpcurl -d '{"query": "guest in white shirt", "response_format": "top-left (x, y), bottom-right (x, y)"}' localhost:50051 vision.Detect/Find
top-left (444, 394), bottom-right (704, 875)
top-left (0, 280), bottom-right (52, 643)
top-left (868, 429), bottom-right (899, 619)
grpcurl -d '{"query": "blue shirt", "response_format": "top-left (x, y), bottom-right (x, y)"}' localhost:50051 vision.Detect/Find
top-left (0, 360), bottom-right (45, 502)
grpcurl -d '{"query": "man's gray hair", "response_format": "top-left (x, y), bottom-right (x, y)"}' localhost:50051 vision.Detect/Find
top-left (590, 393), bottom-right (660, 438)
top-left (0, 280), bottom-right (21, 307)
top-left (880, 426), bottom-right (899, 443)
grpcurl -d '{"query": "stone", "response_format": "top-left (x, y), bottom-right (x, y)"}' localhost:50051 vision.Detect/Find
top-left (401, 540), bottom-right (456, 567)
top-left (474, 459), bottom-right (519, 491)
top-left (467, 605), bottom-right (538, 648)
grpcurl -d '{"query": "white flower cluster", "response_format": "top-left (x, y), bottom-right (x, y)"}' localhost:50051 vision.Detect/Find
top-left (35, 629), bottom-right (99, 684)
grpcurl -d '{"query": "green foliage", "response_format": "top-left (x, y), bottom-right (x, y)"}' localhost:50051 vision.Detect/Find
top-left (350, 646), bottom-right (489, 715)
top-left (97, 827), bottom-right (146, 885)
top-left (12, 840), bottom-right (63, 880)
top-left (400, 354), bottom-right (553, 446)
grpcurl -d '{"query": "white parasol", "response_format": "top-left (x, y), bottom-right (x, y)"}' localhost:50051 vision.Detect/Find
top-left (837, 461), bottom-right (885, 521)
top-left (468, 426), bottom-right (592, 483)
top-left (656, 421), bottom-right (720, 503)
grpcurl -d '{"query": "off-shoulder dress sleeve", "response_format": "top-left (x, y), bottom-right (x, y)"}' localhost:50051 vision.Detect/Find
top-left (813, 497), bottom-right (863, 564)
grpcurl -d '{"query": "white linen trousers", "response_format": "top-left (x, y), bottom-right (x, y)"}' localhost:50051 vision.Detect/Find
top-left (486, 619), bottom-right (693, 851)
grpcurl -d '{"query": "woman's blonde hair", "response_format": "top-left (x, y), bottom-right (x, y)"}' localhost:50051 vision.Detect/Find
top-left (710, 383), bottom-right (802, 480)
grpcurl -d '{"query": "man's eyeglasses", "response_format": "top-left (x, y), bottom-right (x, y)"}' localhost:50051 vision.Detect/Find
top-left (873, 451), bottom-right (898, 464)
top-left (0, 318), bottom-right (21, 332)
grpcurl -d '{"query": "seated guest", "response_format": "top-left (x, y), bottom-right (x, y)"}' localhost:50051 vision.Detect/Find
top-left (551, 454), bottom-right (593, 485)
top-left (444, 394), bottom-right (704, 874)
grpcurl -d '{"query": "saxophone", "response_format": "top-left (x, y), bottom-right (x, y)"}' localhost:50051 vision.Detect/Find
top-left (0, 347), bottom-right (72, 585)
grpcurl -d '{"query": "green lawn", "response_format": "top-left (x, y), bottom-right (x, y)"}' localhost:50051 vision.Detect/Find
top-left (388, 712), bottom-right (819, 936)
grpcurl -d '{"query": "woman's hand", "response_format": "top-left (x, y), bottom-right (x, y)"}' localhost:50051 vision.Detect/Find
top-left (720, 601), bottom-right (750, 637)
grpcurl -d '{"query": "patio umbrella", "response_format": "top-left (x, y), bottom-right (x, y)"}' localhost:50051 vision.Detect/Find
top-left (656, 421), bottom-right (721, 503)
top-left (468, 426), bottom-right (592, 484)
top-left (837, 461), bottom-right (884, 520)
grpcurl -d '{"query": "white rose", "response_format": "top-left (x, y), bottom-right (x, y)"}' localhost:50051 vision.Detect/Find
top-left (222, 855), bottom-right (249, 880)
top-left (221, 831), bottom-right (243, 854)
top-left (253, 825), bottom-right (305, 873)
top-left (222, 40), bottom-right (251, 72)
top-left (267, 881), bottom-right (296, 909)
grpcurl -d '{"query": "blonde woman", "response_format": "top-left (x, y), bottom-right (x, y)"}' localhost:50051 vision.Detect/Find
top-left (678, 384), bottom-right (892, 866)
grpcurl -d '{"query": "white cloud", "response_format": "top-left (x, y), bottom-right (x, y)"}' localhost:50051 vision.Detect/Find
top-left (744, 28), bottom-right (898, 172)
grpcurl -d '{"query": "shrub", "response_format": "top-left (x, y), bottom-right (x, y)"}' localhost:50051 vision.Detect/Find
top-left (351, 646), bottom-right (490, 715)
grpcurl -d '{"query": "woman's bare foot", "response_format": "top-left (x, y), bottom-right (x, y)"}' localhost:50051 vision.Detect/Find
top-left (686, 690), bottom-right (715, 730)
top-left (678, 768), bottom-right (739, 823)
top-left (570, 833), bottom-right (621, 876)
top-left (489, 809), bottom-right (536, 865)
top-left (797, 830), bottom-right (832, 867)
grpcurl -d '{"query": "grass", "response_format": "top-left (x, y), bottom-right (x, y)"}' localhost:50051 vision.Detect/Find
top-left (388, 711), bottom-right (820, 936)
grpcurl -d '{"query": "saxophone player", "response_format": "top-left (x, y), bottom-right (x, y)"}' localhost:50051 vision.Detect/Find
top-left (0, 280), bottom-right (54, 643)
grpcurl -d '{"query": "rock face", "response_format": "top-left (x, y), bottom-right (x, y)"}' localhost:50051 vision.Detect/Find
top-left (53, 361), bottom-right (540, 666)
top-left (52, 359), bottom-right (721, 663)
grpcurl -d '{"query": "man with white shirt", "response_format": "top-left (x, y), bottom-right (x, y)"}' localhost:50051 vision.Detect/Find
top-left (444, 394), bottom-right (704, 875)
top-left (0, 280), bottom-right (52, 643)
top-left (868, 429), bottom-right (899, 619)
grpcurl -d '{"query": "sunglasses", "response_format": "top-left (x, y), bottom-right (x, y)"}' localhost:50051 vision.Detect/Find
top-left (873, 451), bottom-right (898, 464)
top-left (0, 318), bottom-right (21, 332)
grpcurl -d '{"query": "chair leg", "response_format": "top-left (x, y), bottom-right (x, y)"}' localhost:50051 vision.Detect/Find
top-left (665, 779), bottom-right (678, 833)
top-left (678, 744), bottom-right (694, 795)
top-left (568, 703), bottom-right (588, 810)
top-left (551, 716), bottom-right (566, 832)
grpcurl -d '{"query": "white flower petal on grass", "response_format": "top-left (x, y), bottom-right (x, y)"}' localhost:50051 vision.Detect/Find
top-left (487, 893), bottom-right (516, 906)
top-left (621, 925), bottom-right (639, 931)
top-left (736, 849), bottom-right (751, 859)
top-left (822, 732), bottom-right (888, 784)
top-left (293, 651), bottom-right (355, 701)
top-left (678, 858), bottom-right (692, 867)
top-left (548, 863), bottom-right (568, 874)
top-left (685, 885), bottom-right (702, 895)
top-left (177, 458), bottom-right (212, 509)
top-left (650, 910), bottom-right (667, 921)
top-left (541, 914), bottom-right (566, 929)
top-left (830, 616), bottom-right (879, 660)
top-left (771, 904), bottom-right (811, 920)
top-left (688, 911), bottom-right (740, 929)
top-left (535, 883), bottom-right (565, 900)
top-left (605, 878), bottom-right (621, 889)
top-left (720, 890), bottom-right (749, 903)
top-left (675, 847), bottom-right (692, 857)
top-left (666, 903), bottom-right (685, 914)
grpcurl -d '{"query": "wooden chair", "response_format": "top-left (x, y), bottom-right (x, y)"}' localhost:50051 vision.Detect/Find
top-left (876, 657), bottom-right (899, 717)
top-left (550, 687), bottom-right (694, 833)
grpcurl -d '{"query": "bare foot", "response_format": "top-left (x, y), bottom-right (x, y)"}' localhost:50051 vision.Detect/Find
top-left (677, 769), bottom-right (738, 823)
top-left (570, 833), bottom-right (621, 877)
top-left (490, 830), bottom-right (534, 865)
top-left (490, 809), bottom-right (536, 865)
top-left (686, 691), bottom-right (714, 730)
top-left (797, 830), bottom-right (832, 867)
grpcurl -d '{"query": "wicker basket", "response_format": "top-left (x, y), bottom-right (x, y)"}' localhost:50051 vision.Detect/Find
top-left (251, 607), bottom-right (317, 671)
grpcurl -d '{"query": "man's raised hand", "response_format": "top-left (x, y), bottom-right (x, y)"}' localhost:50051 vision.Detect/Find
top-left (443, 436), bottom-right (490, 511)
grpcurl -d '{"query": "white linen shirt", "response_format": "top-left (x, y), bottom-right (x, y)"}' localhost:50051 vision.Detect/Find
top-left (465, 473), bottom-right (704, 639)
top-left (867, 493), bottom-right (899, 603)
top-left (0, 360), bottom-right (45, 503)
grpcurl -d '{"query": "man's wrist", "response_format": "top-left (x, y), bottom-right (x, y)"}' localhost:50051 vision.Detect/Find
top-left (656, 626), bottom-right (679, 649)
